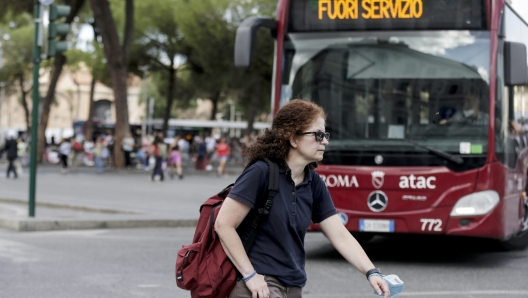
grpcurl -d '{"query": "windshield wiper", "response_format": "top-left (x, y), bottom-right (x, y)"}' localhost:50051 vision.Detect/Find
top-left (394, 138), bottom-right (464, 165)
top-left (325, 139), bottom-right (465, 165)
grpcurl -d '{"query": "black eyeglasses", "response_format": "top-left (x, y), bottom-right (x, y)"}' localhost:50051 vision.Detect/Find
top-left (300, 131), bottom-right (330, 142)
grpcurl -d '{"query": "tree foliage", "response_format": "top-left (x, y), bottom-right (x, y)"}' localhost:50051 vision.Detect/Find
top-left (1, 11), bottom-right (35, 132)
top-left (176, 0), bottom-right (275, 131)
top-left (2, 0), bottom-right (278, 156)
top-left (0, 0), bottom-right (33, 23)
top-left (130, 0), bottom-right (192, 134)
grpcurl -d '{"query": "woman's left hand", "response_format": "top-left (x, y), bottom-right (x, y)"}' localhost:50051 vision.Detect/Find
top-left (369, 275), bottom-right (390, 298)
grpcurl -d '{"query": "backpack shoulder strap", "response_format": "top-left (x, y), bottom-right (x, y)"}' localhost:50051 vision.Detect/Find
top-left (242, 157), bottom-right (279, 251)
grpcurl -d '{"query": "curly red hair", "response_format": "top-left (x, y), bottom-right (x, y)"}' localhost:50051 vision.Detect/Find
top-left (244, 99), bottom-right (326, 169)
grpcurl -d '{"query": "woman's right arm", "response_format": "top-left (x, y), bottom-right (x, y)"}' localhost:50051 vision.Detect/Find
top-left (215, 197), bottom-right (270, 298)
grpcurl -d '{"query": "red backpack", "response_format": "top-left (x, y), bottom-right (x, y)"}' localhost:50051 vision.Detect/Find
top-left (176, 158), bottom-right (279, 298)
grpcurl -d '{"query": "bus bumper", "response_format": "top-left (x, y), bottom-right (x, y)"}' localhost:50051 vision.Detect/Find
top-left (310, 195), bottom-right (522, 240)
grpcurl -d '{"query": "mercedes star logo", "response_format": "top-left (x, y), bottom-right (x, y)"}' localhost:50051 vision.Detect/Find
top-left (367, 191), bottom-right (388, 212)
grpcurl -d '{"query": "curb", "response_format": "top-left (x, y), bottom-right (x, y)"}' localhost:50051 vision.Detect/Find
top-left (0, 216), bottom-right (198, 232)
top-left (0, 197), bottom-right (138, 214)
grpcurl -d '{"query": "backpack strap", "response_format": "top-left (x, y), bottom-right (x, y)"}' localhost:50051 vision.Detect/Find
top-left (242, 157), bottom-right (279, 251)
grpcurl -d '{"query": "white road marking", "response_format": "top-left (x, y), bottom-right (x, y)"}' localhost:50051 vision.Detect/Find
top-left (0, 203), bottom-right (26, 216)
top-left (26, 230), bottom-right (109, 237)
top-left (304, 290), bottom-right (528, 297)
top-left (0, 238), bottom-right (39, 263)
top-left (137, 284), bottom-right (160, 288)
top-left (403, 291), bottom-right (528, 296)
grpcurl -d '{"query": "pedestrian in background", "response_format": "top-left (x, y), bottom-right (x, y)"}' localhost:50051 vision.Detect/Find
top-left (178, 136), bottom-right (190, 168)
top-left (4, 133), bottom-right (18, 179)
top-left (168, 137), bottom-right (184, 180)
top-left (141, 135), bottom-right (151, 170)
top-left (205, 132), bottom-right (217, 171)
top-left (104, 131), bottom-right (114, 167)
top-left (215, 99), bottom-right (390, 298)
top-left (58, 137), bottom-right (72, 173)
top-left (16, 137), bottom-right (28, 174)
top-left (70, 135), bottom-right (84, 170)
top-left (194, 135), bottom-right (207, 170)
top-left (93, 136), bottom-right (106, 174)
top-left (216, 137), bottom-right (230, 177)
top-left (150, 135), bottom-right (167, 182)
top-left (122, 131), bottom-right (135, 169)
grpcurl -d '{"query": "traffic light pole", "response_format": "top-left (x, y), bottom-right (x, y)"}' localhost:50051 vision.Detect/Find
top-left (29, 0), bottom-right (42, 217)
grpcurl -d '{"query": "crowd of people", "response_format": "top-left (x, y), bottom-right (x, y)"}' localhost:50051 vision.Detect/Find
top-left (0, 129), bottom-right (259, 180)
top-left (132, 130), bottom-right (260, 182)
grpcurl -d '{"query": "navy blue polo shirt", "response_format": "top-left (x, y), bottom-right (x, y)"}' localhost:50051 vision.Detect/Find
top-left (228, 160), bottom-right (337, 287)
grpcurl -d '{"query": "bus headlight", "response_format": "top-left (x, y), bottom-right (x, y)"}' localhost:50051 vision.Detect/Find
top-left (450, 191), bottom-right (500, 216)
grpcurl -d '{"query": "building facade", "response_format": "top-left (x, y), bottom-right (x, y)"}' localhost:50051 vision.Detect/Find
top-left (0, 64), bottom-right (144, 142)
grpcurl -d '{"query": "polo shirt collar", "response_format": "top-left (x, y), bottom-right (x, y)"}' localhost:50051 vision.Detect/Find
top-left (280, 164), bottom-right (312, 184)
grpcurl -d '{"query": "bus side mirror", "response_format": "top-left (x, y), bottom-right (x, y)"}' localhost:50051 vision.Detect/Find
top-left (234, 17), bottom-right (277, 68)
top-left (505, 41), bottom-right (528, 86)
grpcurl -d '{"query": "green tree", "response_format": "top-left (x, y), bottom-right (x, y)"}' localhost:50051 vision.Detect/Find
top-left (0, 0), bottom-right (33, 22)
top-left (131, 0), bottom-right (190, 136)
top-left (177, 0), bottom-right (275, 133)
top-left (0, 12), bottom-right (34, 132)
top-left (177, 0), bottom-right (236, 122)
top-left (64, 19), bottom-right (110, 142)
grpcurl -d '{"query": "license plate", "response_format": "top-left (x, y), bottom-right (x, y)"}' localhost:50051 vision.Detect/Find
top-left (359, 219), bottom-right (395, 232)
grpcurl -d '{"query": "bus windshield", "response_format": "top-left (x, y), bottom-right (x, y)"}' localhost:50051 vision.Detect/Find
top-left (281, 31), bottom-right (490, 167)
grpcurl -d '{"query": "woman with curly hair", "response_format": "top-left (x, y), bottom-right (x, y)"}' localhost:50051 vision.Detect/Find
top-left (215, 99), bottom-right (390, 298)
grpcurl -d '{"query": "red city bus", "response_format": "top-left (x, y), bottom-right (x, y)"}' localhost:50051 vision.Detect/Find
top-left (235, 0), bottom-right (528, 249)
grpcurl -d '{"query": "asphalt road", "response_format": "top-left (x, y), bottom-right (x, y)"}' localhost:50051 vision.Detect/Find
top-left (1, 163), bottom-right (528, 297)
top-left (0, 163), bottom-right (241, 219)
top-left (1, 227), bottom-right (527, 298)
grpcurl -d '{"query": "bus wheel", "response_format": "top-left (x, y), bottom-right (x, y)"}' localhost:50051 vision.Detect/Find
top-left (500, 230), bottom-right (528, 250)
top-left (500, 195), bottom-right (528, 250)
top-left (351, 232), bottom-right (375, 244)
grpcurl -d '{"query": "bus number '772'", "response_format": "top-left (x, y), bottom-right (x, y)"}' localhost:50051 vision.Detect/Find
top-left (420, 219), bottom-right (442, 232)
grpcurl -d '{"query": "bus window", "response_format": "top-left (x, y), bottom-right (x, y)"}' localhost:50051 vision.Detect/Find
top-left (287, 31), bottom-right (490, 170)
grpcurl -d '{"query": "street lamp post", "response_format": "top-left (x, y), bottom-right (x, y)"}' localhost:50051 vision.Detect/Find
top-left (0, 42), bottom-right (4, 129)
top-left (29, 0), bottom-right (44, 217)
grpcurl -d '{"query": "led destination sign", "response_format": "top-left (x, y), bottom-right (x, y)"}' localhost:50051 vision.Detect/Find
top-left (289, 0), bottom-right (487, 32)
top-left (318, 0), bottom-right (423, 20)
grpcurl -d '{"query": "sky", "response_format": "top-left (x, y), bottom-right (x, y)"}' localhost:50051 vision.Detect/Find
top-left (511, 0), bottom-right (528, 21)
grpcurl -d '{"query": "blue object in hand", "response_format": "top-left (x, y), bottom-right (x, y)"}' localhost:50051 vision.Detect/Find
top-left (373, 274), bottom-right (404, 297)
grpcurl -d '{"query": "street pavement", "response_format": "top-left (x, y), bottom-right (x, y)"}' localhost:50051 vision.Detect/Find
top-left (2, 162), bottom-right (528, 297)
top-left (1, 227), bottom-right (528, 297)
top-left (0, 161), bottom-right (245, 231)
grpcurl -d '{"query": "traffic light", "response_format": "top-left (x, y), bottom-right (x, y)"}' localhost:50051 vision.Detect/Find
top-left (47, 4), bottom-right (71, 58)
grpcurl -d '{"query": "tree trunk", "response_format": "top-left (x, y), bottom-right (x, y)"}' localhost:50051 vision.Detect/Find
top-left (18, 76), bottom-right (30, 133)
top-left (36, 0), bottom-right (84, 163)
top-left (162, 66), bottom-right (176, 135)
top-left (210, 91), bottom-right (221, 121)
top-left (89, 0), bottom-right (134, 168)
top-left (37, 55), bottom-right (66, 163)
top-left (85, 77), bottom-right (96, 142)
